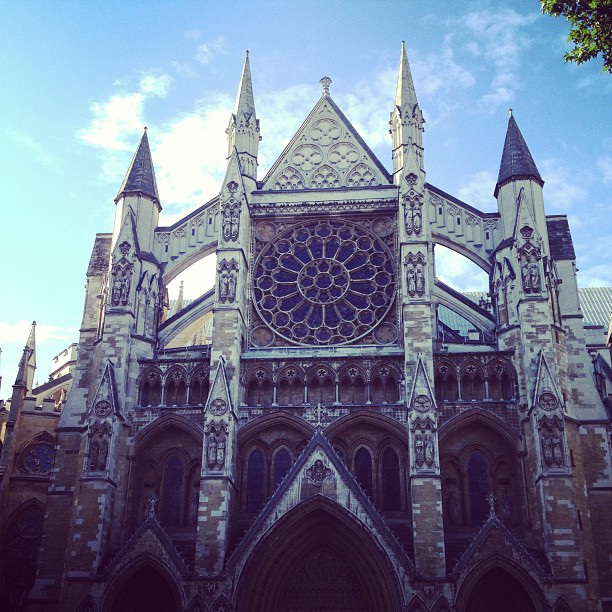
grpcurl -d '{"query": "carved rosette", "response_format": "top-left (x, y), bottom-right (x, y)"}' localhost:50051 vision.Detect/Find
top-left (306, 459), bottom-right (332, 486)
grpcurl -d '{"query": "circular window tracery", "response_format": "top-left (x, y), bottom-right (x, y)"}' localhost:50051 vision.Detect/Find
top-left (253, 220), bottom-right (396, 345)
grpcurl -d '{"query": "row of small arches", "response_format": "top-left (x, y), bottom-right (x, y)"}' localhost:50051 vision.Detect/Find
top-left (139, 365), bottom-right (210, 407)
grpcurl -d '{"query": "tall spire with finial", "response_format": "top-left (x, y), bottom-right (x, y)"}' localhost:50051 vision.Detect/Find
top-left (227, 51), bottom-right (260, 180)
top-left (390, 40), bottom-right (424, 183)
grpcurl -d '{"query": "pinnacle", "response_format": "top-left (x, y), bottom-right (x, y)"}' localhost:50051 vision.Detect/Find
top-left (116, 128), bottom-right (160, 204)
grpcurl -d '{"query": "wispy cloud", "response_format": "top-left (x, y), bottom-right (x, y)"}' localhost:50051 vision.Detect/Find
top-left (195, 37), bottom-right (227, 65)
top-left (458, 9), bottom-right (537, 113)
top-left (6, 129), bottom-right (60, 169)
top-left (540, 159), bottom-right (589, 211)
top-left (597, 156), bottom-right (612, 183)
top-left (456, 170), bottom-right (498, 211)
top-left (0, 321), bottom-right (76, 346)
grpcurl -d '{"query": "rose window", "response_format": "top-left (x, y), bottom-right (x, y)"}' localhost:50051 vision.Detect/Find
top-left (253, 219), bottom-right (396, 345)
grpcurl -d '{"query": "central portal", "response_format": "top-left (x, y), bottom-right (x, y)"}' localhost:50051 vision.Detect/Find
top-left (235, 503), bottom-right (402, 612)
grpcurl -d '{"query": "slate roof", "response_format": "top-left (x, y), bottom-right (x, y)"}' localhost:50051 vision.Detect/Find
top-left (578, 287), bottom-right (612, 329)
top-left (495, 114), bottom-right (543, 196)
top-left (116, 129), bottom-right (160, 204)
top-left (547, 216), bottom-right (576, 261)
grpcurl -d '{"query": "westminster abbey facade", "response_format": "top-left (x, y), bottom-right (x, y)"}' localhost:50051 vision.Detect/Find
top-left (1, 45), bottom-right (611, 611)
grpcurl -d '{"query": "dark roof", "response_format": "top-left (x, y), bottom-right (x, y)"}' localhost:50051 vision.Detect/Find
top-left (495, 114), bottom-right (543, 196)
top-left (547, 216), bottom-right (576, 261)
top-left (116, 129), bottom-right (160, 204)
top-left (87, 233), bottom-right (112, 276)
top-left (578, 287), bottom-right (612, 329)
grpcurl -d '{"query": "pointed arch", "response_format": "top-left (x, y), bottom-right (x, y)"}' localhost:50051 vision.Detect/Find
top-left (234, 496), bottom-right (404, 611)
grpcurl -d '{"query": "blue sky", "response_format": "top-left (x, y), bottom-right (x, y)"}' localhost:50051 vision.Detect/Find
top-left (1, 0), bottom-right (610, 391)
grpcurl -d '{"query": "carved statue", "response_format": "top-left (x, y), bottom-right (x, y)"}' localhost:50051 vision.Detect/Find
top-left (98, 438), bottom-right (109, 470)
top-left (447, 491), bottom-right (460, 523)
top-left (404, 204), bottom-right (413, 234)
top-left (230, 208), bottom-right (240, 240)
top-left (89, 441), bottom-right (99, 470)
top-left (414, 434), bottom-right (424, 466)
top-left (112, 276), bottom-right (122, 306)
top-left (542, 434), bottom-right (553, 466)
top-left (216, 438), bottom-right (226, 468)
top-left (222, 207), bottom-right (232, 241)
top-left (207, 434), bottom-right (218, 467)
top-left (424, 434), bottom-right (434, 467)
top-left (120, 275), bottom-right (130, 305)
top-left (219, 271), bottom-right (229, 301)
top-left (413, 204), bottom-right (422, 234)
top-left (528, 262), bottom-right (540, 293)
top-left (552, 435), bottom-right (564, 466)
top-left (145, 494), bottom-right (159, 519)
top-left (227, 270), bottom-right (237, 302)
top-left (407, 268), bottom-right (416, 295)
top-left (415, 266), bottom-right (425, 296)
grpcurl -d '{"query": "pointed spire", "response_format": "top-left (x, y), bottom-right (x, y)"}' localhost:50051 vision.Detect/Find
top-left (234, 51), bottom-right (256, 124)
top-left (174, 280), bottom-right (185, 314)
top-left (116, 128), bottom-right (160, 204)
top-left (395, 41), bottom-right (418, 110)
top-left (495, 111), bottom-right (543, 197)
top-left (15, 321), bottom-right (36, 391)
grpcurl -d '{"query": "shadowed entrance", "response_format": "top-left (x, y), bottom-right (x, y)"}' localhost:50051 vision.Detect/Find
top-left (235, 501), bottom-right (403, 611)
top-left (465, 567), bottom-right (538, 612)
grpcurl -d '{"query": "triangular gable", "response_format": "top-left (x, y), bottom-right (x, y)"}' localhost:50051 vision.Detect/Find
top-left (205, 357), bottom-right (233, 414)
top-left (104, 515), bottom-right (188, 576)
top-left (407, 353), bottom-right (437, 413)
top-left (513, 187), bottom-right (542, 248)
top-left (261, 95), bottom-right (391, 191)
top-left (114, 205), bottom-right (141, 258)
top-left (89, 360), bottom-right (122, 420)
top-left (228, 428), bottom-right (415, 577)
top-left (452, 514), bottom-right (547, 578)
top-left (532, 350), bottom-right (563, 412)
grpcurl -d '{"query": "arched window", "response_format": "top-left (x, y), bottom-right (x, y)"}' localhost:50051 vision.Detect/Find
top-left (189, 370), bottom-right (209, 405)
top-left (140, 370), bottom-right (162, 406)
top-left (382, 448), bottom-right (401, 511)
top-left (0, 503), bottom-right (44, 608)
top-left (160, 455), bottom-right (185, 526)
top-left (339, 369), bottom-right (366, 405)
top-left (273, 448), bottom-right (292, 489)
top-left (165, 370), bottom-right (187, 406)
top-left (467, 451), bottom-right (490, 525)
top-left (461, 364), bottom-right (484, 401)
top-left (371, 368), bottom-right (398, 404)
top-left (246, 449), bottom-right (265, 513)
top-left (308, 369), bottom-right (335, 405)
top-left (246, 370), bottom-right (273, 407)
top-left (435, 366), bottom-right (458, 401)
top-left (354, 447), bottom-right (373, 498)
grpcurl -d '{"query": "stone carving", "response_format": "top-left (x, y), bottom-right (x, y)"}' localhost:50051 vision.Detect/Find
top-left (414, 434), bottom-right (424, 466)
top-left (328, 142), bottom-right (359, 169)
top-left (273, 167), bottom-right (305, 190)
top-left (412, 394), bottom-right (431, 413)
top-left (424, 434), bottom-right (435, 467)
top-left (206, 427), bottom-right (226, 470)
top-left (522, 261), bottom-right (541, 293)
top-left (405, 252), bottom-right (426, 298)
top-left (145, 494), bottom-right (159, 519)
top-left (540, 419), bottom-right (565, 468)
top-left (309, 117), bottom-right (341, 145)
top-left (119, 241), bottom-right (131, 255)
top-left (346, 163), bottom-right (377, 187)
top-left (538, 392), bottom-right (558, 411)
top-left (94, 399), bottom-right (112, 417)
top-left (218, 260), bottom-right (238, 304)
top-left (306, 459), bottom-right (332, 485)
top-left (111, 265), bottom-right (132, 307)
top-left (88, 423), bottom-right (111, 472)
top-left (209, 398), bottom-right (227, 416)
top-left (222, 202), bottom-right (240, 242)
top-left (292, 144), bottom-right (323, 171)
top-left (309, 164), bottom-right (341, 189)
top-left (255, 220), bottom-right (277, 242)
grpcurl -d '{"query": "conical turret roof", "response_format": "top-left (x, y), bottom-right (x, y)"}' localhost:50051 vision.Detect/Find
top-left (116, 128), bottom-right (160, 204)
top-left (495, 111), bottom-right (543, 196)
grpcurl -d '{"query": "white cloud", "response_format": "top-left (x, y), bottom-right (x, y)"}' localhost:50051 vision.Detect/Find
top-left (456, 170), bottom-right (498, 211)
top-left (195, 37), bottom-right (227, 65)
top-left (458, 9), bottom-right (537, 113)
top-left (435, 245), bottom-right (489, 292)
top-left (0, 321), bottom-right (76, 346)
top-left (540, 159), bottom-right (589, 211)
top-left (597, 156), bottom-right (612, 183)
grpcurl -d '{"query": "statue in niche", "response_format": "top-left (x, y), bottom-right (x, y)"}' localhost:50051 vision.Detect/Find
top-left (207, 434), bottom-right (218, 468)
top-left (407, 268), bottom-right (416, 295)
top-left (404, 203), bottom-right (413, 234)
top-left (222, 204), bottom-right (240, 242)
top-left (216, 437), bottom-right (226, 468)
top-left (306, 459), bottom-right (332, 485)
top-left (424, 434), bottom-right (435, 467)
top-left (552, 435), bottom-right (564, 466)
top-left (112, 276), bottom-right (122, 306)
top-left (89, 440), bottom-right (99, 471)
top-left (413, 203), bottom-right (422, 234)
top-left (522, 260), bottom-right (541, 293)
top-left (111, 268), bottom-right (131, 306)
top-left (98, 438), bottom-right (109, 470)
top-left (145, 494), bottom-right (159, 519)
top-left (230, 207), bottom-right (240, 240)
top-left (447, 491), bottom-right (460, 524)
top-left (542, 434), bottom-right (553, 466)
top-left (219, 271), bottom-right (229, 301)
top-left (415, 266), bottom-right (425, 296)
top-left (414, 434), bottom-right (424, 466)
top-left (227, 270), bottom-right (237, 302)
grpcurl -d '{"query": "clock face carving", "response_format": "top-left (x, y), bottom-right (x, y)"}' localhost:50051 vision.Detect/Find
top-left (253, 219), bottom-right (396, 346)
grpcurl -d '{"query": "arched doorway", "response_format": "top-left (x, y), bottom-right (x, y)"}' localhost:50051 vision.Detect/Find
top-left (235, 500), bottom-right (403, 611)
top-left (463, 567), bottom-right (538, 612)
top-left (105, 565), bottom-right (179, 612)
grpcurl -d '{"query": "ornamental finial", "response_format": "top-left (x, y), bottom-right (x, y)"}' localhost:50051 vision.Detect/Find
top-left (320, 76), bottom-right (332, 97)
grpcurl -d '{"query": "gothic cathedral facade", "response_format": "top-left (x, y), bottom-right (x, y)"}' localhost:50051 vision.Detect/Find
top-left (1, 45), bottom-right (611, 612)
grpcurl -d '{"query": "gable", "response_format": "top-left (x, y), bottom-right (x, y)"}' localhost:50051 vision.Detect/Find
top-left (261, 95), bottom-right (391, 191)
